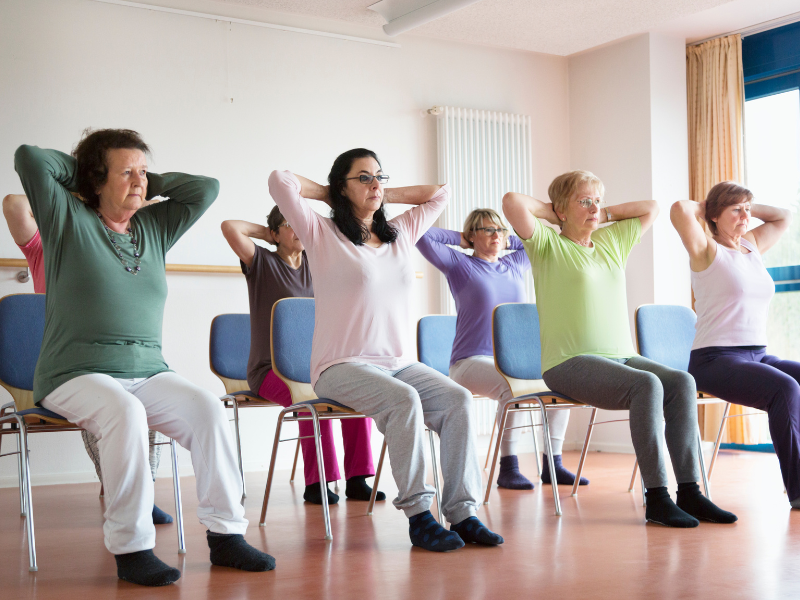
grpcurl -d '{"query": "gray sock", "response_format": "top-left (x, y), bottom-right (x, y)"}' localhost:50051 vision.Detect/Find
top-left (790, 496), bottom-right (800, 509)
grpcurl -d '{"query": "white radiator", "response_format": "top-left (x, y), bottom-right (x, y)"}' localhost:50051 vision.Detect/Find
top-left (431, 106), bottom-right (536, 436)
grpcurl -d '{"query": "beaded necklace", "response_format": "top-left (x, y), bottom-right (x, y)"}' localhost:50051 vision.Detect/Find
top-left (96, 212), bottom-right (142, 274)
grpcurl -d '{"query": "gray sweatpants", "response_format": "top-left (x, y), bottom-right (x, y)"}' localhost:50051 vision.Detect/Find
top-left (315, 361), bottom-right (481, 523)
top-left (542, 354), bottom-right (700, 489)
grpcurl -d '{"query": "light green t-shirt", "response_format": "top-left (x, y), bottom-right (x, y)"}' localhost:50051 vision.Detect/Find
top-left (521, 217), bottom-right (641, 374)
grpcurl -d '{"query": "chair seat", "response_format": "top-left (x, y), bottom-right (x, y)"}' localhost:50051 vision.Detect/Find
top-left (225, 391), bottom-right (282, 407)
top-left (15, 406), bottom-right (73, 426)
top-left (292, 399), bottom-right (361, 414)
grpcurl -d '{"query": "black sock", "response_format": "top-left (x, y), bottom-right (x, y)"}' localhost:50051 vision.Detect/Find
top-left (345, 475), bottom-right (386, 501)
top-left (676, 482), bottom-right (738, 524)
top-left (115, 549), bottom-right (181, 586)
top-left (496, 455), bottom-right (534, 490)
top-left (644, 486), bottom-right (699, 528)
top-left (303, 482), bottom-right (339, 505)
top-left (207, 532), bottom-right (276, 572)
top-left (152, 504), bottom-right (173, 525)
top-left (409, 510), bottom-right (464, 552)
top-left (450, 517), bottom-right (504, 545)
top-left (540, 454), bottom-right (589, 486)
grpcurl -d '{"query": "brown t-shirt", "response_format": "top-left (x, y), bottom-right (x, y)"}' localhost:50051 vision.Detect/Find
top-left (243, 246), bottom-right (313, 393)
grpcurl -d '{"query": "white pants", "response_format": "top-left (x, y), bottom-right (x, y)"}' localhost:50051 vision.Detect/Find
top-left (449, 356), bottom-right (569, 457)
top-left (42, 371), bottom-right (247, 554)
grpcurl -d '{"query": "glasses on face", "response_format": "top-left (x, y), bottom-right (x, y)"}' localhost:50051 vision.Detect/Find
top-left (279, 222), bottom-right (293, 230)
top-left (576, 197), bottom-right (605, 209)
top-left (474, 227), bottom-right (508, 237)
top-left (345, 174), bottom-right (390, 185)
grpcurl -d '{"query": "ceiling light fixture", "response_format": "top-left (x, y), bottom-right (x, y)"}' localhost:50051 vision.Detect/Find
top-left (369, 0), bottom-right (483, 37)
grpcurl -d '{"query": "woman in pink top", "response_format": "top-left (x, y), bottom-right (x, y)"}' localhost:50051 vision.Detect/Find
top-left (671, 182), bottom-right (799, 507)
top-left (268, 149), bottom-right (502, 552)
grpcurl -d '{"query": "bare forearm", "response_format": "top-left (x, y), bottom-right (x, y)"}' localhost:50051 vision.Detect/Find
top-left (605, 200), bottom-right (658, 222)
top-left (503, 192), bottom-right (559, 225)
top-left (294, 175), bottom-right (330, 204)
top-left (384, 185), bottom-right (443, 206)
top-left (222, 220), bottom-right (272, 243)
top-left (751, 204), bottom-right (791, 224)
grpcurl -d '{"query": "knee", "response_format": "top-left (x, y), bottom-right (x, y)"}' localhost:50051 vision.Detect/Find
top-left (190, 389), bottom-right (227, 422)
top-left (450, 386), bottom-right (473, 416)
top-left (772, 377), bottom-right (800, 408)
top-left (633, 372), bottom-right (663, 407)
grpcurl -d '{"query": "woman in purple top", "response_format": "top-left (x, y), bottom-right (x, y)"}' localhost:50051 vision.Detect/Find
top-left (417, 208), bottom-right (587, 490)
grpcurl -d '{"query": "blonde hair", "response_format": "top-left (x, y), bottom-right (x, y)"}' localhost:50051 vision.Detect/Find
top-left (548, 170), bottom-right (605, 218)
top-left (462, 208), bottom-right (506, 247)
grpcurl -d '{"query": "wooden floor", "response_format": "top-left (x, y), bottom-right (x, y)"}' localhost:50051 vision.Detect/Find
top-left (2, 450), bottom-right (799, 599)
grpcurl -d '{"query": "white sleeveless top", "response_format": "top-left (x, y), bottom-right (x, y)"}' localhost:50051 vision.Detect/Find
top-left (691, 237), bottom-right (775, 351)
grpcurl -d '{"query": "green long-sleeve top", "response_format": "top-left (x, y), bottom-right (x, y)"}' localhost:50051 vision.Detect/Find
top-left (14, 145), bottom-right (219, 402)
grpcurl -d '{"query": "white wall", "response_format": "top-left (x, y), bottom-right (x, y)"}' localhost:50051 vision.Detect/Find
top-left (0, 0), bottom-right (570, 485)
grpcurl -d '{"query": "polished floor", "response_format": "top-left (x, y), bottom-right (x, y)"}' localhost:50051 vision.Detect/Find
top-left (2, 450), bottom-right (799, 600)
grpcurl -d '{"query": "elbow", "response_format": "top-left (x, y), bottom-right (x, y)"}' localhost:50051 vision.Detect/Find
top-left (220, 220), bottom-right (233, 237)
top-left (501, 192), bottom-right (518, 216)
top-left (3, 194), bottom-right (23, 219)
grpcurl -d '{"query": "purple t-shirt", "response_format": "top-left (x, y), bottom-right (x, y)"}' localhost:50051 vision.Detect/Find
top-left (416, 227), bottom-right (530, 366)
top-left (242, 246), bottom-right (313, 393)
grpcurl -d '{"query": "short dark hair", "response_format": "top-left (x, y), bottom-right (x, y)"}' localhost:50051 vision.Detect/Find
top-left (72, 128), bottom-right (150, 209)
top-left (267, 205), bottom-right (286, 245)
top-left (328, 148), bottom-right (397, 246)
top-left (704, 181), bottom-right (753, 235)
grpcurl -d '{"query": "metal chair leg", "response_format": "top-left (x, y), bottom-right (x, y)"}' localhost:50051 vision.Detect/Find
top-left (260, 410), bottom-right (288, 526)
top-left (232, 399), bottom-right (246, 499)
top-left (483, 402), bottom-right (510, 504)
top-left (290, 439), bottom-right (301, 483)
top-left (170, 438), bottom-right (186, 554)
top-left (537, 400), bottom-right (562, 516)
top-left (640, 470), bottom-right (646, 507)
top-left (697, 430), bottom-right (711, 500)
top-left (484, 415), bottom-right (498, 470)
top-left (16, 417), bottom-right (37, 571)
top-left (529, 411), bottom-right (541, 477)
top-left (367, 439), bottom-right (387, 516)
top-left (16, 430), bottom-right (26, 516)
top-left (308, 406), bottom-right (332, 541)
top-left (628, 459), bottom-right (638, 492)
top-left (571, 407), bottom-right (597, 497)
top-left (427, 429), bottom-right (444, 524)
top-left (708, 402), bottom-right (731, 481)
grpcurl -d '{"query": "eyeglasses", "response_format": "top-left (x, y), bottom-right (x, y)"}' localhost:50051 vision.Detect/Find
top-left (474, 227), bottom-right (508, 237)
top-left (345, 174), bottom-right (390, 185)
top-left (279, 222), bottom-right (293, 230)
top-left (576, 197), bottom-right (605, 209)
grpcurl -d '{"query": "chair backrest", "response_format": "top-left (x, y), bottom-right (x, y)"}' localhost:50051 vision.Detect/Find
top-left (417, 315), bottom-right (457, 376)
top-left (209, 314), bottom-right (251, 381)
top-left (492, 303), bottom-right (543, 380)
top-left (271, 297), bottom-right (315, 384)
top-left (635, 304), bottom-right (697, 372)
top-left (0, 294), bottom-right (45, 392)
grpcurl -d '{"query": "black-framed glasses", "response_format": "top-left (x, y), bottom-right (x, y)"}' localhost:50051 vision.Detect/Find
top-left (346, 174), bottom-right (390, 185)
top-left (474, 227), bottom-right (508, 237)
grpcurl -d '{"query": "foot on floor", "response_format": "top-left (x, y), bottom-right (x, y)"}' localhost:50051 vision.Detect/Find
top-left (303, 482), bottom-right (339, 505)
top-left (115, 549), bottom-right (181, 586)
top-left (152, 504), bottom-right (173, 525)
top-left (644, 487), bottom-right (699, 528)
top-left (541, 454), bottom-right (589, 486)
top-left (677, 483), bottom-right (738, 523)
top-left (450, 516), bottom-right (504, 545)
top-left (345, 475), bottom-right (386, 501)
top-left (496, 455), bottom-right (535, 490)
top-left (207, 532), bottom-right (276, 571)
top-left (409, 510), bottom-right (464, 552)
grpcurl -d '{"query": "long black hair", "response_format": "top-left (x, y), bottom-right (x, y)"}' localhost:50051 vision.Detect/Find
top-left (328, 148), bottom-right (397, 245)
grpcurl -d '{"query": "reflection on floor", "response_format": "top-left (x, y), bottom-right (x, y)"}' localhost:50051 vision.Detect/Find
top-left (1, 450), bottom-right (798, 599)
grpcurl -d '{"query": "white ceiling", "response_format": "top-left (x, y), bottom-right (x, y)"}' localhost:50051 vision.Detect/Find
top-left (204, 0), bottom-right (800, 55)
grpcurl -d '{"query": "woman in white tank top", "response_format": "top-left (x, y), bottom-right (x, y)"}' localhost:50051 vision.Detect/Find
top-left (671, 181), bottom-right (799, 509)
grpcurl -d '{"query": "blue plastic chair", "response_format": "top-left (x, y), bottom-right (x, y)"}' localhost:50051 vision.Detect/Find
top-left (0, 294), bottom-right (186, 571)
top-left (259, 298), bottom-right (397, 540)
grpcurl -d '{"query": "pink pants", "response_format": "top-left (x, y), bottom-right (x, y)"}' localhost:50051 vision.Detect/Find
top-left (259, 370), bottom-right (376, 486)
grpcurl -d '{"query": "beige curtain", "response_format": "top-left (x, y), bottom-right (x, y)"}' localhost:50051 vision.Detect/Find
top-left (687, 34), bottom-right (757, 445)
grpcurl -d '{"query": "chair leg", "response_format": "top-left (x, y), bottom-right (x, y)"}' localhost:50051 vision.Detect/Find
top-left (16, 430), bottom-right (26, 517)
top-left (529, 411), bottom-right (541, 478)
top-left (571, 407), bottom-right (597, 498)
top-left (640, 470), bottom-right (646, 506)
top-left (537, 399), bottom-right (562, 516)
top-left (170, 438), bottom-right (186, 554)
top-left (367, 439), bottom-right (387, 516)
top-left (628, 459), bottom-right (638, 492)
top-left (484, 416), bottom-right (498, 470)
top-left (232, 400), bottom-right (246, 499)
top-left (708, 402), bottom-right (731, 481)
top-left (290, 439), bottom-right (301, 483)
top-left (697, 430), bottom-right (711, 500)
top-left (16, 417), bottom-right (37, 571)
top-left (427, 429), bottom-right (444, 525)
top-left (260, 410), bottom-right (288, 526)
top-left (308, 407), bottom-right (332, 541)
top-left (483, 403), bottom-right (510, 504)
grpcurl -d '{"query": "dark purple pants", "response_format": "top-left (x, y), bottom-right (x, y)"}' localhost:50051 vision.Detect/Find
top-left (689, 346), bottom-right (800, 501)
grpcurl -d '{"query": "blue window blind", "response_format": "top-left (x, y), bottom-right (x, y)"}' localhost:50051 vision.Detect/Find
top-left (743, 21), bottom-right (800, 100)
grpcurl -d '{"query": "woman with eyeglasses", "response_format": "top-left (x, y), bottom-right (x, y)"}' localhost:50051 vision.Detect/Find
top-left (221, 207), bottom-right (382, 506)
top-left (503, 170), bottom-right (737, 528)
top-left (417, 208), bottom-right (587, 491)
top-left (269, 148), bottom-right (502, 552)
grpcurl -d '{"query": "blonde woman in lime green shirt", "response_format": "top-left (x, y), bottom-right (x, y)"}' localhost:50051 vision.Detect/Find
top-left (503, 171), bottom-right (736, 528)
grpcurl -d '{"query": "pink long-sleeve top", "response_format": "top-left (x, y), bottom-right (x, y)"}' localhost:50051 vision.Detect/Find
top-left (268, 170), bottom-right (449, 386)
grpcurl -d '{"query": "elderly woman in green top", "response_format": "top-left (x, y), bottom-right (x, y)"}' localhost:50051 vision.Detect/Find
top-left (14, 129), bottom-right (274, 587)
top-left (502, 170), bottom-right (737, 528)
